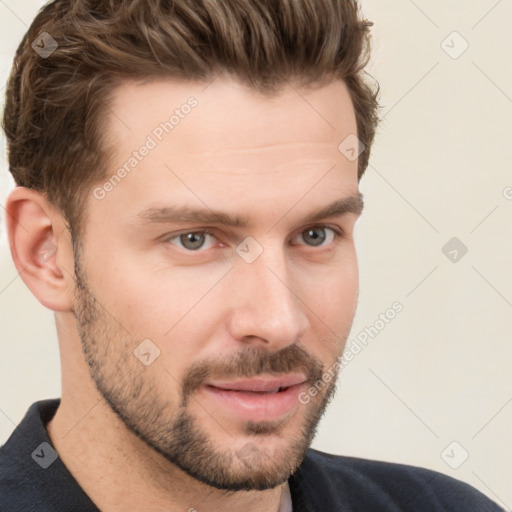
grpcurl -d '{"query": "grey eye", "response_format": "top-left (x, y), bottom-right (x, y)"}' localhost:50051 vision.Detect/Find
top-left (299, 227), bottom-right (334, 247)
top-left (168, 231), bottom-right (216, 251)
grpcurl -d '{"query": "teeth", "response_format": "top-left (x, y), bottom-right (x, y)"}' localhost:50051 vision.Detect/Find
top-left (222, 386), bottom-right (287, 394)
top-left (237, 388), bottom-right (281, 394)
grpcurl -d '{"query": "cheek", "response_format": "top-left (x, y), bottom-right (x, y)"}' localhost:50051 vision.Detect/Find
top-left (303, 251), bottom-right (358, 317)
top-left (86, 244), bottom-right (225, 333)
top-left (85, 254), bottom-right (231, 387)
top-left (297, 251), bottom-right (358, 355)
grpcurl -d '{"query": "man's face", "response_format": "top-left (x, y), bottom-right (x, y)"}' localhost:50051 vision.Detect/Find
top-left (72, 76), bottom-right (361, 491)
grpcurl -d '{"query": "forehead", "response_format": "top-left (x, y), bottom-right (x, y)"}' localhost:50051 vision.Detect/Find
top-left (87, 77), bottom-right (359, 230)
top-left (104, 76), bottom-right (357, 157)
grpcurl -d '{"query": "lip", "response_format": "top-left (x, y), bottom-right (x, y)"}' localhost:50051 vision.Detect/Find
top-left (201, 373), bottom-right (307, 423)
top-left (206, 374), bottom-right (307, 392)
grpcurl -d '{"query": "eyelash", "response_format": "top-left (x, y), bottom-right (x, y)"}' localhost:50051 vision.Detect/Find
top-left (164, 225), bottom-right (345, 252)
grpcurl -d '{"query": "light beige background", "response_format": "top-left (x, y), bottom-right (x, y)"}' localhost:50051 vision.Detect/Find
top-left (1, 0), bottom-right (511, 508)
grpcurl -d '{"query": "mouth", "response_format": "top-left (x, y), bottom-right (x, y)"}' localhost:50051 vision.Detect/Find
top-left (200, 374), bottom-right (308, 422)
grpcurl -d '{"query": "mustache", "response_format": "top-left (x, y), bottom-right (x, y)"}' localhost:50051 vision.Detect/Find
top-left (181, 343), bottom-right (325, 404)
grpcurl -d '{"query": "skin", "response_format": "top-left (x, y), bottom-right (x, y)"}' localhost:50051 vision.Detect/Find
top-left (6, 76), bottom-right (362, 512)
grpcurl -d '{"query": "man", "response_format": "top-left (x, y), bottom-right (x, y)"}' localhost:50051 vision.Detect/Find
top-left (0, 0), bottom-right (503, 510)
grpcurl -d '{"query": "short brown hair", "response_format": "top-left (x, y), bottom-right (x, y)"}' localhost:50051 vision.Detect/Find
top-left (2, 0), bottom-right (380, 240)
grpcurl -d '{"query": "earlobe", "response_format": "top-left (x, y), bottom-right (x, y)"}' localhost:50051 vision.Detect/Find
top-left (5, 186), bottom-right (75, 312)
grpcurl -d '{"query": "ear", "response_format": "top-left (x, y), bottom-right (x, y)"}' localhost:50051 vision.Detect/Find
top-left (5, 186), bottom-right (75, 312)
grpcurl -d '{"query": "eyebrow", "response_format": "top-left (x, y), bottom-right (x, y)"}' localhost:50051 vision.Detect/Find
top-left (136, 192), bottom-right (364, 228)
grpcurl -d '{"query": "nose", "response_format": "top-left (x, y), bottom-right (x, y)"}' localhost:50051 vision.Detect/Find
top-left (226, 246), bottom-right (310, 350)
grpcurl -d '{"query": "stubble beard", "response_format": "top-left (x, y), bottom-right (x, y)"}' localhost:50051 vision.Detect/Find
top-left (71, 247), bottom-right (343, 491)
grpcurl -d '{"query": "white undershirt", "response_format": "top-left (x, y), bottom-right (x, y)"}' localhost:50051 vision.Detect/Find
top-left (278, 481), bottom-right (293, 512)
